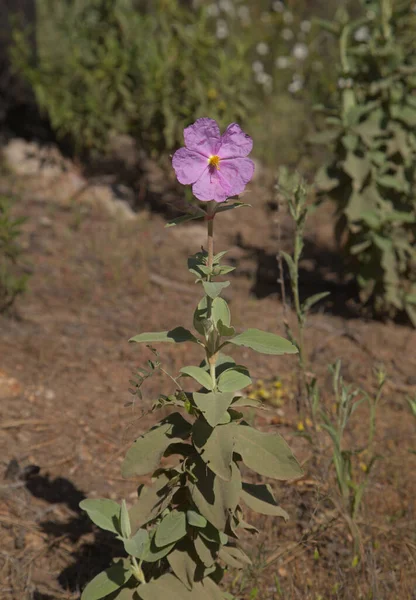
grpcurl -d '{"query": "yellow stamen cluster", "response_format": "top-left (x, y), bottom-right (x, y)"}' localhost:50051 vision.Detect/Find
top-left (208, 155), bottom-right (220, 170)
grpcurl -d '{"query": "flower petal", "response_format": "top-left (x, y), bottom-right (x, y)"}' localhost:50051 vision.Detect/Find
top-left (184, 118), bottom-right (221, 157)
top-left (218, 123), bottom-right (253, 159)
top-left (192, 157), bottom-right (255, 203)
top-left (192, 169), bottom-right (228, 203)
top-left (218, 157), bottom-right (255, 196)
top-left (172, 147), bottom-right (208, 185)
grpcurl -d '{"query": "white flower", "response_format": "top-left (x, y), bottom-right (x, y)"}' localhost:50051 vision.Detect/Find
top-left (256, 42), bottom-right (269, 56)
top-left (338, 77), bottom-right (353, 89)
top-left (354, 25), bottom-right (370, 42)
top-left (216, 19), bottom-right (229, 39)
top-left (272, 1), bottom-right (284, 12)
top-left (288, 77), bottom-right (303, 94)
top-left (281, 28), bottom-right (294, 41)
top-left (283, 11), bottom-right (294, 24)
top-left (206, 3), bottom-right (220, 17)
top-left (275, 56), bottom-right (290, 69)
top-left (255, 72), bottom-right (273, 91)
top-left (219, 0), bottom-right (234, 15)
top-left (237, 5), bottom-right (250, 22)
top-left (252, 60), bottom-right (264, 73)
top-left (292, 42), bottom-right (309, 61)
top-left (300, 20), bottom-right (311, 33)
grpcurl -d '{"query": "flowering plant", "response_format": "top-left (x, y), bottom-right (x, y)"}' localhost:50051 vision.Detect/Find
top-left (79, 119), bottom-right (301, 599)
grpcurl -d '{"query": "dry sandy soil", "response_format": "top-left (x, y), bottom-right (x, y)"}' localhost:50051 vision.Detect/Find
top-left (0, 161), bottom-right (415, 600)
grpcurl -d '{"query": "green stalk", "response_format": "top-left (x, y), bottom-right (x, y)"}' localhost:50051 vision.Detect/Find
top-left (206, 201), bottom-right (217, 390)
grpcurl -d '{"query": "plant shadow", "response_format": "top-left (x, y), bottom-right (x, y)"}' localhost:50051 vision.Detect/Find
top-left (238, 233), bottom-right (363, 321)
top-left (25, 473), bottom-right (123, 598)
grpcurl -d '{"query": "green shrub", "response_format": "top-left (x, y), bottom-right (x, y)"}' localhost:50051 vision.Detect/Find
top-left (0, 196), bottom-right (29, 311)
top-left (314, 0), bottom-right (416, 323)
top-left (10, 0), bottom-right (334, 165)
top-left (10, 0), bottom-right (255, 155)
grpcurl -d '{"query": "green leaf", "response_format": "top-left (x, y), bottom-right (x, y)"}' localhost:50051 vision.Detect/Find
top-left (218, 546), bottom-right (251, 569)
top-left (281, 251), bottom-right (296, 283)
top-left (188, 457), bottom-right (241, 530)
top-left (194, 534), bottom-right (216, 567)
top-left (342, 153), bottom-right (370, 191)
top-left (81, 559), bottom-right (131, 600)
top-left (142, 532), bottom-right (175, 563)
top-left (232, 423), bottom-right (303, 480)
top-left (193, 391), bottom-right (234, 427)
top-left (155, 510), bottom-right (187, 547)
top-left (193, 297), bottom-right (209, 336)
top-left (217, 367), bottom-right (252, 393)
top-left (180, 366), bottom-right (213, 390)
top-left (122, 413), bottom-right (191, 478)
top-left (120, 500), bottom-right (131, 539)
top-left (314, 165), bottom-right (339, 192)
top-left (231, 396), bottom-right (263, 409)
top-left (167, 545), bottom-right (197, 590)
top-left (186, 510), bottom-right (207, 528)
top-left (123, 528), bottom-right (149, 558)
top-left (241, 483), bottom-right (289, 519)
top-left (217, 320), bottom-right (235, 337)
top-left (215, 202), bottom-right (251, 214)
top-left (228, 329), bottom-right (298, 355)
top-left (129, 474), bottom-right (175, 531)
top-left (193, 420), bottom-right (234, 481)
top-left (212, 297), bottom-right (231, 327)
top-left (202, 577), bottom-right (225, 600)
top-left (301, 292), bottom-right (330, 314)
top-left (79, 499), bottom-right (120, 534)
top-left (165, 214), bottom-right (204, 227)
top-left (138, 573), bottom-right (213, 600)
top-left (202, 281), bottom-right (230, 299)
top-left (129, 327), bottom-right (199, 345)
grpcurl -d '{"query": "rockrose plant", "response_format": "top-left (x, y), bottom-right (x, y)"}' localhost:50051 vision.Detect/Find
top-left (80, 118), bottom-right (302, 600)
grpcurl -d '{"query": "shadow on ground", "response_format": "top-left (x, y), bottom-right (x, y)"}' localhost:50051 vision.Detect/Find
top-left (25, 474), bottom-right (123, 598)
top-left (237, 233), bottom-right (363, 321)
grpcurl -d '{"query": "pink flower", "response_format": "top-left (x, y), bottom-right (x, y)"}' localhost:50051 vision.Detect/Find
top-left (172, 118), bottom-right (254, 203)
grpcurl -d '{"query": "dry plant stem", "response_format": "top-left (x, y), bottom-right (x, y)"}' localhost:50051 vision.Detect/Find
top-left (206, 201), bottom-right (217, 389)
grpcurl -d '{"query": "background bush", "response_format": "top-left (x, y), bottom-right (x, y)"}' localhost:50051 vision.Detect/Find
top-left (314, 0), bottom-right (416, 322)
top-left (0, 195), bottom-right (29, 311)
top-left (10, 0), bottom-right (337, 162)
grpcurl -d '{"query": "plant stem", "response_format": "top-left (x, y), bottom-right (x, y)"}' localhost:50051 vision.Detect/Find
top-left (207, 201), bottom-right (215, 271)
top-left (206, 201), bottom-right (217, 389)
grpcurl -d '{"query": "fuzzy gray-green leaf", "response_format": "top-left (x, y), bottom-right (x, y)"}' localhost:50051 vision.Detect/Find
top-left (122, 413), bottom-right (191, 478)
top-left (81, 559), bottom-right (131, 600)
top-left (193, 419), bottom-right (234, 481)
top-left (167, 545), bottom-right (197, 590)
top-left (212, 297), bottom-right (231, 327)
top-left (79, 499), bottom-right (120, 534)
top-left (241, 483), bottom-right (289, 519)
top-left (232, 423), bottom-right (303, 480)
top-left (123, 528), bottom-right (149, 558)
top-left (217, 367), bottom-right (252, 392)
top-left (129, 327), bottom-right (199, 345)
top-left (180, 366), bottom-right (213, 390)
top-left (202, 281), bottom-right (230, 299)
top-left (188, 457), bottom-right (241, 530)
top-left (154, 510), bottom-right (187, 547)
top-left (193, 391), bottom-right (234, 427)
top-left (129, 474), bottom-right (175, 531)
top-left (228, 329), bottom-right (298, 355)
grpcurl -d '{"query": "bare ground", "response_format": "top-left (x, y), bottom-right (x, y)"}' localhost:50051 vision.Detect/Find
top-left (0, 166), bottom-right (415, 600)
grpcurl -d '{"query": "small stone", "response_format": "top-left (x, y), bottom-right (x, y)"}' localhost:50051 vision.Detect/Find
top-left (45, 389), bottom-right (56, 400)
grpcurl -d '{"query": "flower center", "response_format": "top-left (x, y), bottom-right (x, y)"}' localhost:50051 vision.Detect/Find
top-left (208, 155), bottom-right (220, 170)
